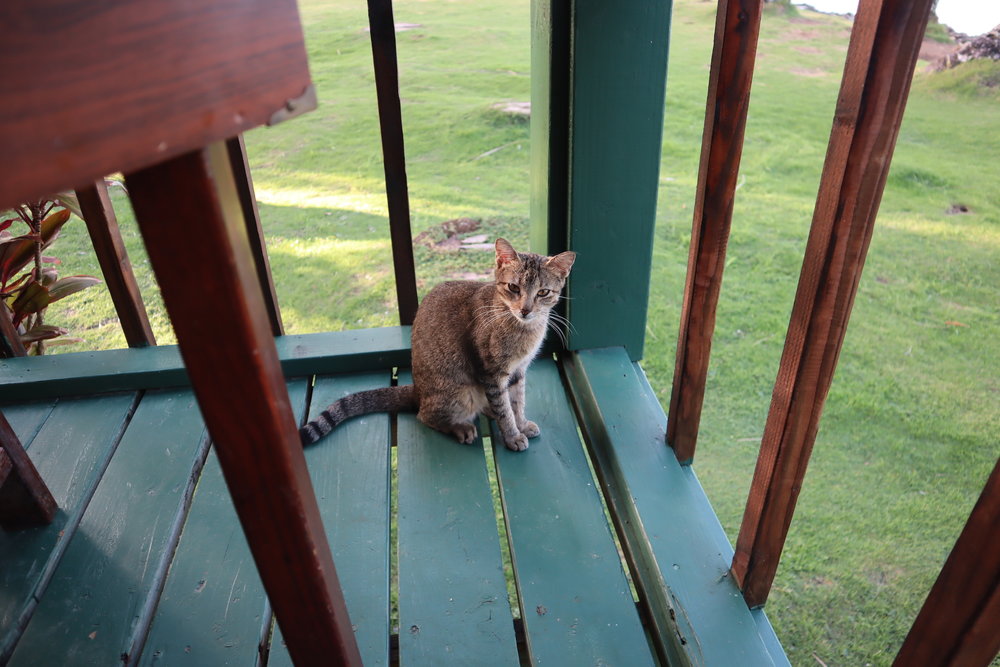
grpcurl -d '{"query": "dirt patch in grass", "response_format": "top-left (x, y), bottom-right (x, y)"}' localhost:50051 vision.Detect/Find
top-left (919, 38), bottom-right (958, 63)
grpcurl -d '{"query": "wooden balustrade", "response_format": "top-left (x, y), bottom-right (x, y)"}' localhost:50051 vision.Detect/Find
top-left (730, 0), bottom-right (934, 607)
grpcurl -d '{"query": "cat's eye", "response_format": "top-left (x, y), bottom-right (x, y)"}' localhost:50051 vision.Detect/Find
top-left (507, 283), bottom-right (521, 294)
top-left (537, 289), bottom-right (551, 297)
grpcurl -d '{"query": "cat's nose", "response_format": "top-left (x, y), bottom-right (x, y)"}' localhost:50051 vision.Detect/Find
top-left (520, 307), bottom-right (531, 317)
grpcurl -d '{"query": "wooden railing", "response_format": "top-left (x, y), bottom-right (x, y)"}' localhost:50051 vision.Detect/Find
top-left (2, 0), bottom-right (997, 664)
top-left (664, 0), bottom-right (999, 661)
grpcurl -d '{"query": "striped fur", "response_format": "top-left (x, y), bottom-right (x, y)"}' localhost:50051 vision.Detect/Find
top-left (300, 238), bottom-right (575, 451)
top-left (299, 385), bottom-right (417, 445)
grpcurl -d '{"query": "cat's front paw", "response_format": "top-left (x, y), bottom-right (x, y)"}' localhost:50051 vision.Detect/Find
top-left (504, 432), bottom-right (530, 452)
top-left (519, 421), bottom-right (540, 438)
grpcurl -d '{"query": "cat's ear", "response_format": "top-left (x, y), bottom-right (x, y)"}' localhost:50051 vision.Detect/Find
top-left (545, 251), bottom-right (576, 278)
top-left (495, 238), bottom-right (519, 267)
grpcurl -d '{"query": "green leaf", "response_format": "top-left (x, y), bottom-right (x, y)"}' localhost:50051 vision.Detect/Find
top-left (19, 324), bottom-right (68, 344)
top-left (0, 207), bottom-right (72, 284)
top-left (55, 192), bottom-right (83, 219)
top-left (47, 275), bottom-right (101, 302)
top-left (10, 281), bottom-right (51, 321)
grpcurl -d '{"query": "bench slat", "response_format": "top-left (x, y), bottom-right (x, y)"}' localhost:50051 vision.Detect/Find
top-left (492, 358), bottom-right (654, 665)
top-left (268, 372), bottom-right (393, 666)
top-left (0, 400), bottom-right (57, 450)
top-left (0, 392), bottom-right (138, 661)
top-left (8, 389), bottom-right (207, 665)
top-left (137, 381), bottom-right (308, 664)
top-left (564, 347), bottom-right (787, 666)
top-left (396, 372), bottom-right (519, 665)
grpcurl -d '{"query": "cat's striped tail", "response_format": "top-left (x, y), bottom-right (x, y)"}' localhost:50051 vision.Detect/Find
top-left (299, 384), bottom-right (418, 446)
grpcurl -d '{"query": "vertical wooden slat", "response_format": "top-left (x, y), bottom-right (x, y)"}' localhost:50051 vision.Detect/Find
top-left (731, 0), bottom-right (934, 607)
top-left (124, 142), bottom-right (361, 666)
top-left (667, 0), bottom-right (763, 463)
top-left (0, 304), bottom-right (27, 358)
top-left (367, 0), bottom-right (419, 325)
top-left (893, 458), bottom-right (1000, 667)
top-left (76, 180), bottom-right (156, 348)
top-left (225, 135), bottom-right (284, 336)
top-left (0, 411), bottom-right (56, 529)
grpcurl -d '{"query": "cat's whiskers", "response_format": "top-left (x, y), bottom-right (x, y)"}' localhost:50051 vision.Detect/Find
top-left (545, 316), bottom-right (569, 347)
top-left (547, 310), bottom-right (578, 336)
top-left (472, 304), bottom-right (514, 330)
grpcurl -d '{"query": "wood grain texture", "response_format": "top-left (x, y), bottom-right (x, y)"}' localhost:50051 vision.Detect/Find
top-left (76, 180), bottom-right (156, 348)
top-left (731, 0), bottom-right (934, 607)
top-left (0, 327), bottom-right (412, 401)
top-left (138, 381), bottom-right (308, 665)
top-left (893, 458), bottom-right (1000, 667)
top-left (668, 0), bottom-right (763, 463)
top-left (0, 0), bottom-right (315, 210)
top-left (491, 359), bottom-right (654, 666)
top-left (268, 372), bottom-right (393, 667)
top-left (562, 348), bottom-right (788, 666)
top-left (396, 373), bottom-right (519, 665)
top-left (125, 143), bottom-right (360, 666)
top-left (367, 0), bottom-right (419, 326)
top-left (225, 135), bottom-right (284, 336)
top-left (8, 390), bottom-right (207, 666)
top-left (0, 411), bottom-right (56, 528)
top-left (0, 393), bottom-right (138, 663)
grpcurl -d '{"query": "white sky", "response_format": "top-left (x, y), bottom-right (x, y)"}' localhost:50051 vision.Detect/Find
top-left (796, 0), bottom-right (1000, 35)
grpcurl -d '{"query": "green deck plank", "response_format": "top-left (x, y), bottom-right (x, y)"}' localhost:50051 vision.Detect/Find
top-left (564, 347), bottom-right (788, 666)
top-left (491, 358), bottom-right (655, 666)
top-left (137, 380), bottom-right (309, 665)
top-left (0, 392), bottom-right (138, 660)
top-left (396, 371), bottom-right (519, 665)
top-left (0, 327), bottom-right (411, 400)
top-left (267, 371), bottom-right (393, 667)
top-left (0, 399), bottom-right (57, 449)
top-left (8, 389), bottom-right (208, 665)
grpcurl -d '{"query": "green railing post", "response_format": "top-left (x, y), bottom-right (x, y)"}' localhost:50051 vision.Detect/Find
top-left (531, 0), bottom-right (672, 360)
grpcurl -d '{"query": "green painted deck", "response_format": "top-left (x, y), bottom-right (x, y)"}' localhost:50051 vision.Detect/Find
top-left (0, 330), bottom-right (786, 665)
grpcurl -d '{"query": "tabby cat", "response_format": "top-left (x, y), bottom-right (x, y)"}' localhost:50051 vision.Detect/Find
top-left (299, 238), bottom-right (575, 451)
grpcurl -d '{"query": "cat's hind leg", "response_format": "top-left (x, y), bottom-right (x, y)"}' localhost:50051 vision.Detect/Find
top-left (416, 389), bottom-right (481, 444)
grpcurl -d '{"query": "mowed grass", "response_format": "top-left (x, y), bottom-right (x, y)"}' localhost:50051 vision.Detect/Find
top-left (33, 0), bottom-right (1000, 664)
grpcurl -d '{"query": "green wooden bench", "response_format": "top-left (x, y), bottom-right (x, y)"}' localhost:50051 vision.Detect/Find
top-left (0, 336), bottom-right (785, 665)
top-left (3, 0), bottom-right (997, 664)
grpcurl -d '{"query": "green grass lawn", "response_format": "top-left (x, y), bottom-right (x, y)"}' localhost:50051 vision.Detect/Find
top-left (27, 0), bottom-right (1000, 664)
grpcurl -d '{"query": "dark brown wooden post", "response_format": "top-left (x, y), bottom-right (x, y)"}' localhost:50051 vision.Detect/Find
top-left (76, 180), bottom-right (157, 347)
top-left (731, 0), bottom-right (934, 607)
top-left (125, 142), bottom-right (361, 666)
top-left (367, 0), bottom-right (419, 325)
top-left (893, 458), bottom-right (1000, 667)
top-left (0, 411), bottom-right (57, 529)
top-left (0, 304), bottom-right (27, 358)
top-left (667, 0), bottom-right (763, 464)
top-left (225, 135), bottom-right (284, 336)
